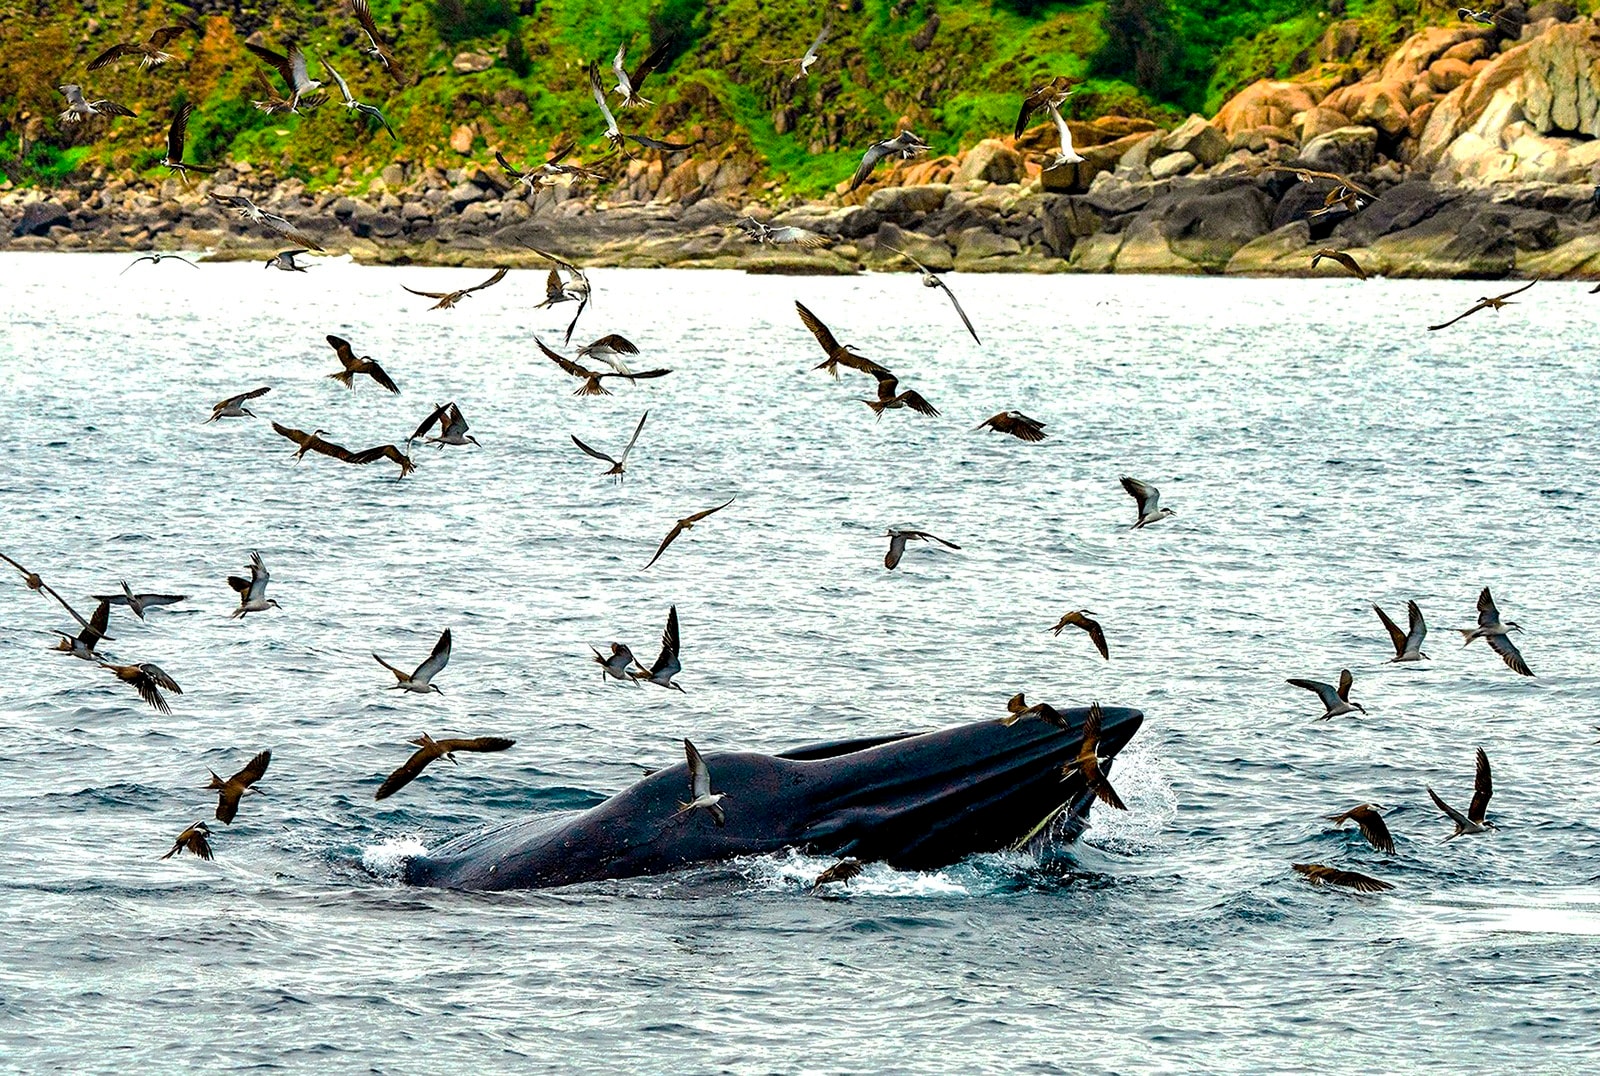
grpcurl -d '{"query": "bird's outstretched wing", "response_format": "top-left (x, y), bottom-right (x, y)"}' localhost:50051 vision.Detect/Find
top-left (1468, 747), bottom-right (1493, 822)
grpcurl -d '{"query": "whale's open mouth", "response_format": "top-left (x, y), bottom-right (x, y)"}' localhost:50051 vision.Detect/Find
top-left (405, 707), bottom-right (1144, 891)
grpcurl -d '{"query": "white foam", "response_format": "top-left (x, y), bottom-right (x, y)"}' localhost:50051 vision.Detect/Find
top-left (361, 836), bottom-right (429, 879)
top-left (752, 849), bottom-right (972, 897)
top-left (1080, 743), bottom-right (1178, 855)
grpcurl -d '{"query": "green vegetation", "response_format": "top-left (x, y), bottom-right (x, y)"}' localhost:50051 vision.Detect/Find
top-left (0, 0), bottom-right (1585, 195)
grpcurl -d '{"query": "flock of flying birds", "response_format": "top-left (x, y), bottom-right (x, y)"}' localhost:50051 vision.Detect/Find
top-left (27, 7), bottom-right (1551, 888)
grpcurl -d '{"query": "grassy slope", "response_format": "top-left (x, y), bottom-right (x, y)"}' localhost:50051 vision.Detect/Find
top-left (3, 0), bottom-right (1575, 196)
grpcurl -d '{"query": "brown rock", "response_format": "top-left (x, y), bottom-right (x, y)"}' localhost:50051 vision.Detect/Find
top-left (1441, 38), bottom-right (1491, 64)
top-left (1428, 57), bottom-right (1475, 93)
top-left (450, 125), bottom-right (475, 154)
top-left (954, 140), bottom-right (1025, 185)
top-left (452, 52), bottom-right (494, 74)
top-left (1379, 26), bottom-right (1489, 81)
top-left (1214, 80), bottom-right (1327, 139)
top-left (1351, 80), bottom-right (1412, 137)
top-left (1296, 106), bottom-right (1353, 143)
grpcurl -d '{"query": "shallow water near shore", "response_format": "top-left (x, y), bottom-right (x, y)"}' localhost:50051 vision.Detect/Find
top-left (3, 253), bottom-right (1600, 1070)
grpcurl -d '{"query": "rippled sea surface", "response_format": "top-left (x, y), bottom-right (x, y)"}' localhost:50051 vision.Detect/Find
top-left (4, 252), bottom-right (1600, 1071)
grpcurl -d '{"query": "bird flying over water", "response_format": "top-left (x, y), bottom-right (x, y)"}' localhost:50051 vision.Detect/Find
top-left (527, 248), bottom-right (593, 343)
top-left (592, 642), bottom-right (641, 685)
top-left (326, 334), bottom-right (400, 393)
top-left (1063, 702), bottom-right (1126, 811)
top-left (611, 40), bottom-right (670, 108)
top-left (1428, 279), bottom-right (1537, 331)
top-left (1120, 475), bottom-right (1175, 529)
top-left (737, 217), bottom-right (830, 249)
top-left (629, 605), bottom-right (685, 690)
top-left (227, 551), bottom-right (279, 619)
top-left (161, 821), bottom-right (213, 861)
top-left (98, 661), bottom-right (181, 713)
top-left (1286, 669), bottom-right (1365, 719)
top-left (883, 529), bottom-right (959, 570)
top-left (52, 599), bottom-right (112, 660)
top-left (571, 410), bottom-right (647, 481)
top-left (1311, 248), bottom-right (1366, 280)
top-left (402, 267), bottom-right (507, 310)
top-left (93, 582), bottom-right (185, 620)
top-left (321, 57), bottom-right (396, 140)
top-left (496, 143), bottom-right (606, 192)
top-left (882, 245), bottom-right (980, 343)
top-left (795, 301), bottom-right (888, 379)
top-left (264, 250), bottom-right (311, 272)
top-left (864, 370), bottom-right (938, 418)
top-left (538, 338), bottom-right (669, 397)
top-left (1292, 863), bottom-right (1393, 892)
top-left (1458, 587), bottom-right (1532, 675)
top-left (812, 858), bottom-right (863, 891)
top-left (1050, 610), bottom-right (1108, 660)
top-left (849, 131), bottom-right (930, 191)
top-left (1000, 692), bottom-right (1070, 729)
top-left (675, 739), bottom-right (726, 825)
top-left (374, 629), bottom-right (451, 694)
top-left (246, 41), bottom-right (323, 114)
top-left (1326, 804), bottom-right (1394, 854)
top-left (209, 750), bottom-right (271, 824)
top-left (207, 386), bottom-right (270, 423)
top-left (1374, 600), bottom-right (1427, 662)
top-left (975, 411), bottom-right (1045, 442)
top-left (409, 402), bottom-right (479, 447)
top-left (645, 498), bottom-right (736, 569)
top-left (88, 25), bottom-right (194, 71)
top-left (1014, 75), bottom-right (1075, 138)
top-left (1428, 748), bottom-right (1496, 839)
top-left (1, 553), bottom-right (95, 631)
top-left (57, 84), bottom-right (135, 124)
top-left (575, 334), bottom-right (640, 373)
top-left (159, 103), bottom-right (214, 185)
top-left (120, 252), bottom-right (195, 275)
top-left (375, 733), bottom-right (515, 800)
top-left (1261, 165), bottom-right (1376, 202)
top-left (210, 193), bottom-right (325, 250)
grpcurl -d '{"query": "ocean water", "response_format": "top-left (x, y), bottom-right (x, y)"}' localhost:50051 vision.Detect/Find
top-left (2, 252), bottom-right (1599, 1071)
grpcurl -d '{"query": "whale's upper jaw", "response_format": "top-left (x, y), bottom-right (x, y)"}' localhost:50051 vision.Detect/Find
top-left (783, 705), bottom-right (1145, 871)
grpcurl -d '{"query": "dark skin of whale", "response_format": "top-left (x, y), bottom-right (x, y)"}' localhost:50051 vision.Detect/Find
top-left (404, 705), bottom-right (1143, 891)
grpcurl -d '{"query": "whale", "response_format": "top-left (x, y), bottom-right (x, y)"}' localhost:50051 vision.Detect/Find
top-left (404, 704), bottom-right (1144, 891)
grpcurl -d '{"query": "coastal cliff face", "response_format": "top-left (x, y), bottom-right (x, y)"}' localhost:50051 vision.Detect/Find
top-left (8, 2), bottom-right (1600, 278)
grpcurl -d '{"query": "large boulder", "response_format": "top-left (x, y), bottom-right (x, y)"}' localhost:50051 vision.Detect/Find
top-left (1325, 79), bottom-right (1411, 137)
top-left (1521, 21), bottom-right (1600, 134)
top-left (12, 201), bottom-right (70, 237)
top-left (1336, 180), bottom-right (1457, 246)
top-left (1299, 125), bottom-right (1379, 174)
top-left (1160, 183), bottom-right (1273, 268)
top-left (1162, 114), bottom-right (1229, 167)
top-left (1296, 106), bottom-right (1354, 142)
top-left (865, 184), bottom-right (949, 218)
top-left (1214, 80), bottom-right (1329, 138)
top-left (955, 140), bottom-right (1025, 185)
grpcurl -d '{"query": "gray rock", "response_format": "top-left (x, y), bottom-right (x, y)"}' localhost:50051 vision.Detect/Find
top-left (1297, 126), bottom-right (1378, 175)
top-left (865, 184), bottom-right (950, 218)
top-left (13, 201), bottom-right (70, 237)
top-left (1159, 183), bottom-right (1273, 268)
top-left (1162, 115), bottom-right (1229, 167)
top-left (1335, 180), bottom-right (1458, 246)
top-left (954, 227), bottom-right (1022, 261)
top-left (1150, 151), bottom-right (1198, 180)
top-left (448, 182), bottom-right (488, 208)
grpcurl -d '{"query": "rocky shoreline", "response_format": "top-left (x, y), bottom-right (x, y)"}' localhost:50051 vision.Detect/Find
top-left (9, 6), bottom-right (1600, 279)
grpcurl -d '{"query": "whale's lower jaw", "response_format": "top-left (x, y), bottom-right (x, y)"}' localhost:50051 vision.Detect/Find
top-left (405, 707), bottom-right (1143, 891)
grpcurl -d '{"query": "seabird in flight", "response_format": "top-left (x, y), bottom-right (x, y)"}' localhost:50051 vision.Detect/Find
top-left (975, 411), bottom-right (1045, 442)
top-left (571, 410), bottom-right (647, 481)
top-left (1458, 587), bottom-right (1532, 676)
top-left (57, 84), bottom-right (135, 124)
top-left (1286, 669), bottom-right (1366, 719)
top-left (375, 733), bottom-right (515, 800)
top-left (206, 386), bottom-right (271, 423)
top-left (326, 334), bottom-right (400, 393)
top-left (674, 739), bottom-right (726, 825)
top-left (208, 750), bottom-right (272, 824)
top-left (402, 267), bottom-right (508, 310)
top-left (644, 498), bottom-right (736, 569)
top-left (1374, 600), bottom-right (1427, 662)
top-left (883, 528), bottom-right (960, 570)
top-left (882, 245), bottom-right (980, 343)
top-left (1050, 610), bottom-right (1108, 660)
top-left (1428, 280), bottom-right (1537, 331)
top-left (98, 661), bottom-right (182, 713)
top-left (1427, 748), bottom-right (1497, 838)
top-left (628, 605), bottom-right (685, 690)
top-left (374, 629), bottom-right (452, 694)
top-left (227, 551), bottom-right (279, 619)
top-left (848, 130), bottom-right (930, 192)
top-left (1120, 475), bottom-right (1175, 529)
